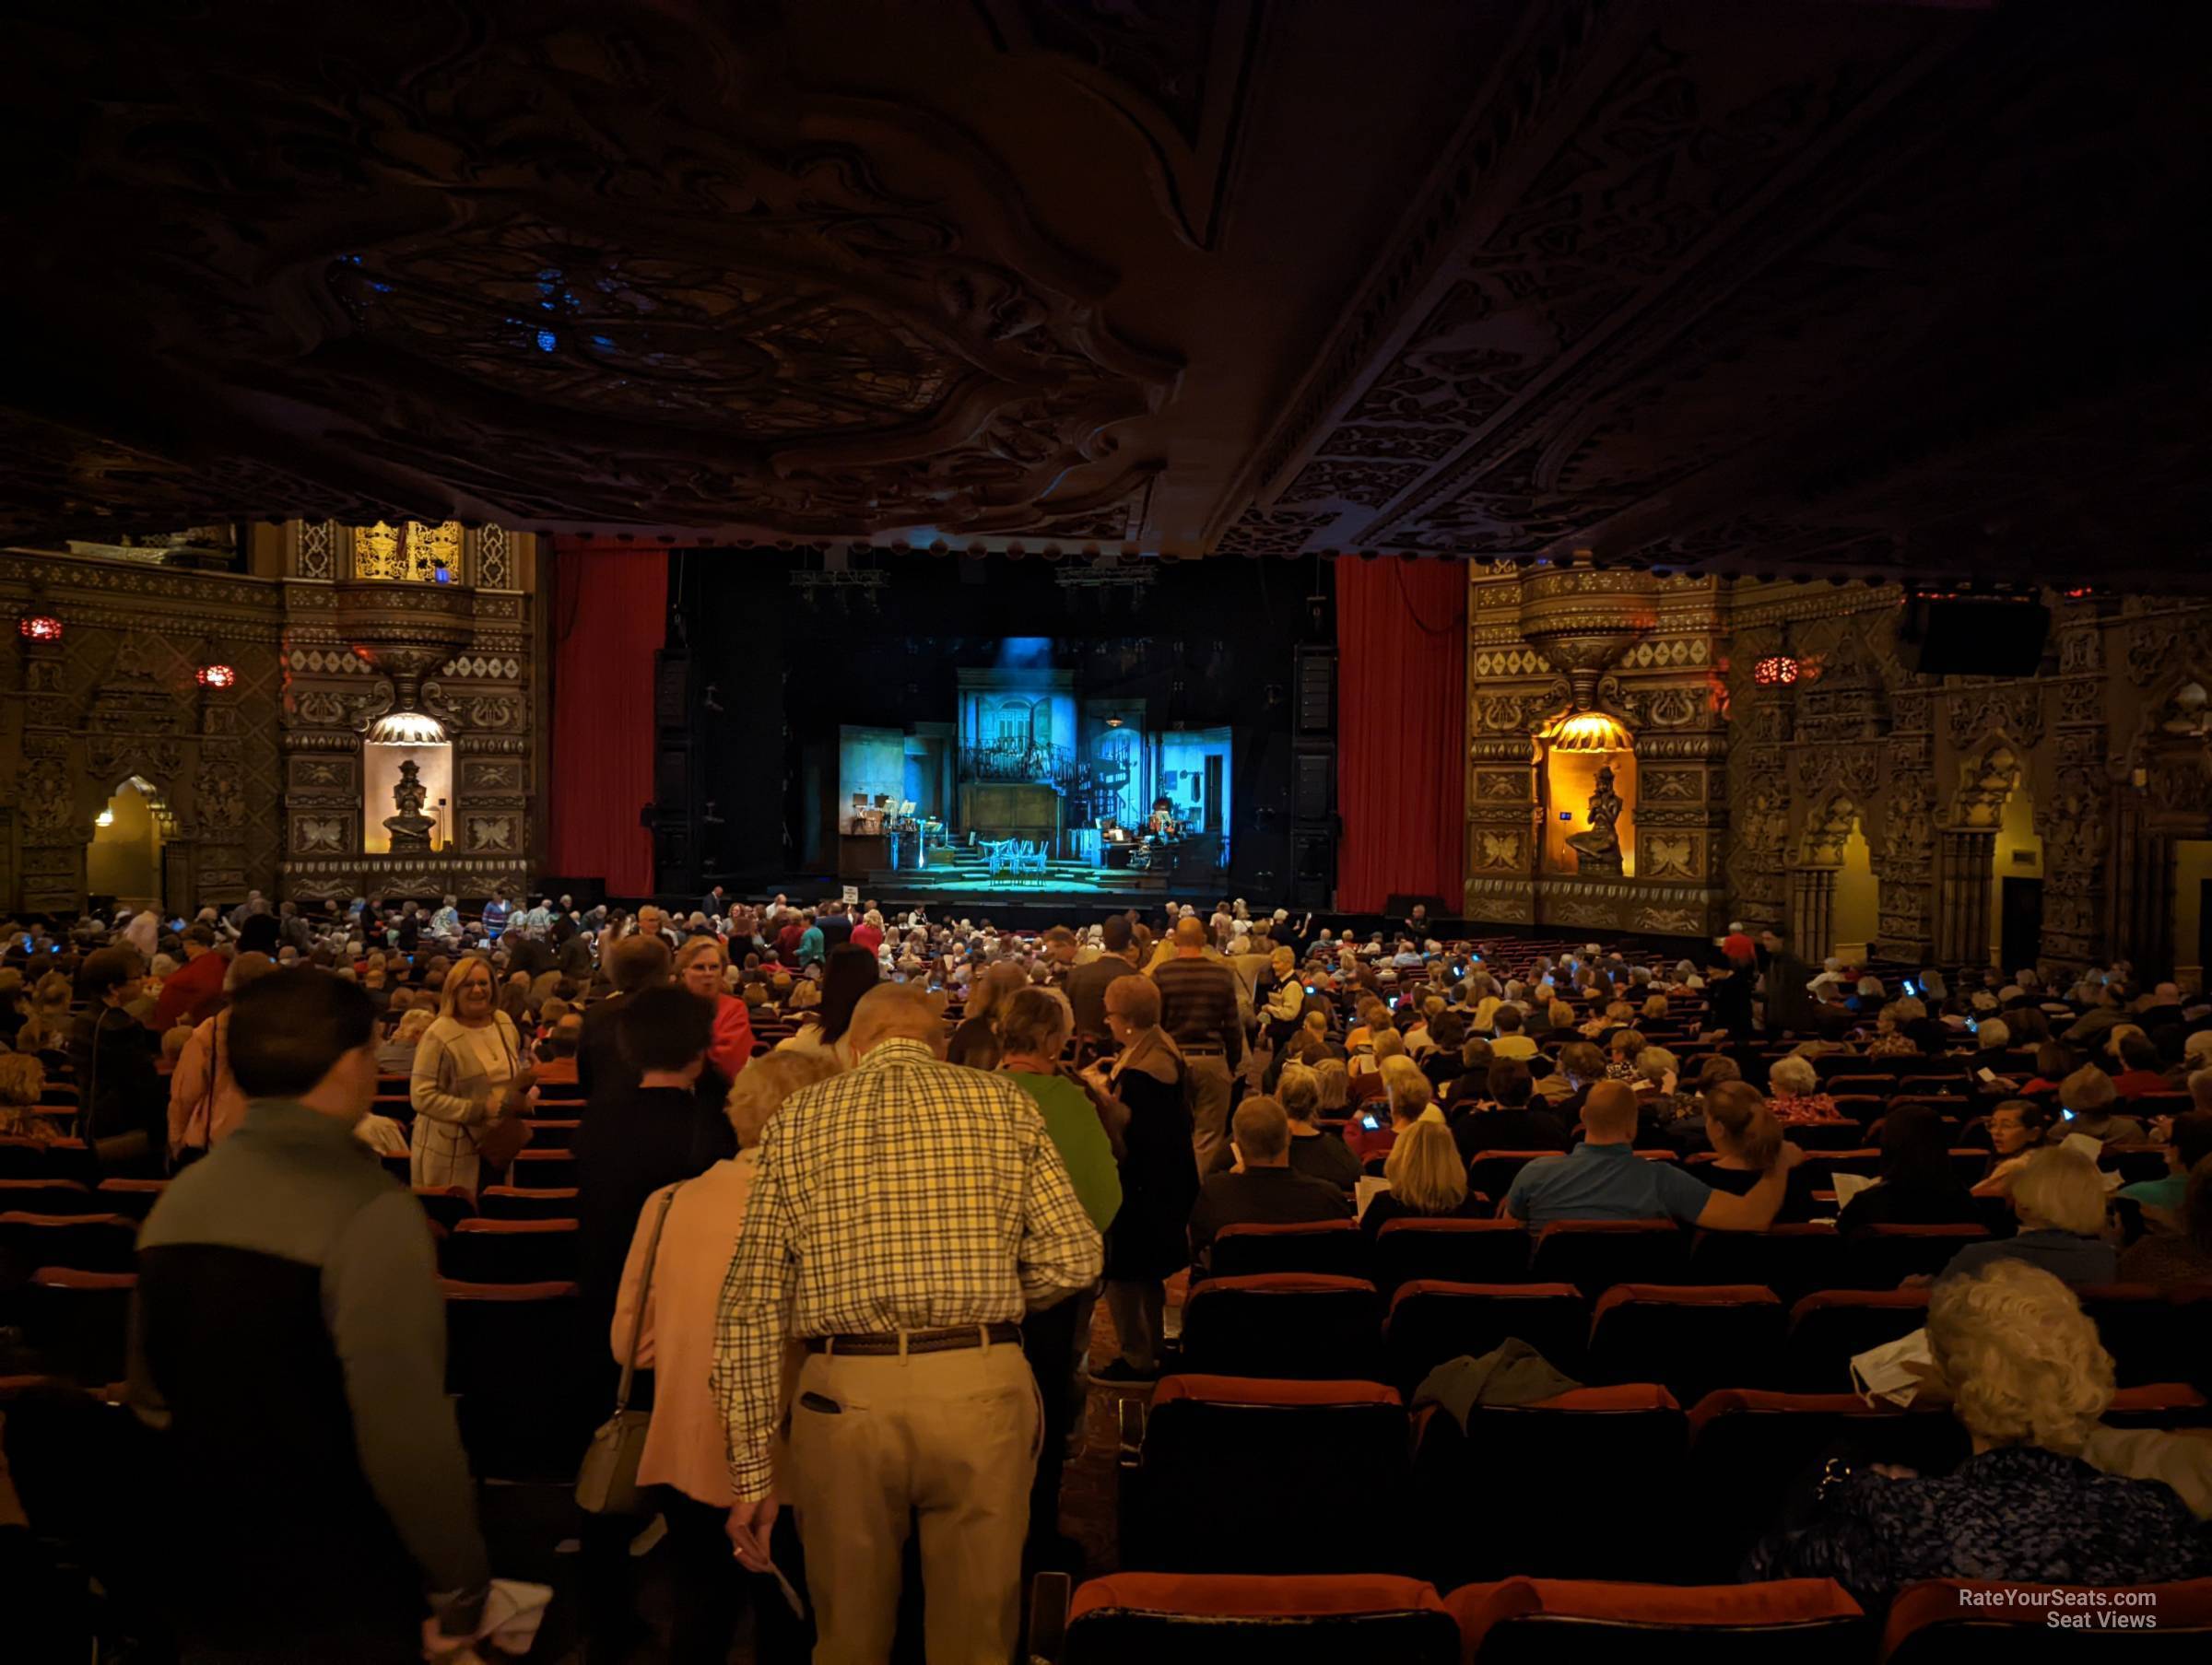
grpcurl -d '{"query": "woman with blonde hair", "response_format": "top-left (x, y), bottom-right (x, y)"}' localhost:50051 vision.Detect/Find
top-left (376, 1003), bottom-right (436, 1075)
top-left (609, 1049), bottom-right (832, 1663)
top-left (1692, 1082), bottom-right (1785, 1198)
top-left (1359, 1116), bottom-right (1483, 1237)
top-left (1748, 1259), bottom-right (2209, 1603)
top-left (0, 1052), bottom-right (60, 1143)
top-left (947, 959), bottom-right (1026, 1068)
top-left (1942, 1145), bottom-right (2118, 1285)
top-left (410, 954), bottom-right (534, 1191)
top-left (674, 933), bottom-right (757, 1083)
top-left (1348, 1053), bottom-right (1436, 1163)
top-left (1313, 1056), bottom-right (1350, 1114)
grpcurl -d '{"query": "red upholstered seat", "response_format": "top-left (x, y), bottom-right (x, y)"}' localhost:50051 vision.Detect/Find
top-left (520, 1117), bottom-right (581, 1150)
top-left (1785, 1287), bottom-right (1930, 1391)
top-left (440, 1279), bottom-right (595, 1480)
top-left (478, 1184), bottom-right (583, 1221)
top-left (91, 1178), bottom-right (167, 1220)
top-left (1383, 1282), bottom-right (1587, 1394)
top-left (1682, 1389), bottom-right (1969, 1580)
top-left (1210, 1218), bottom-right (1371, 1281)
top-left (2102, 1382), bottom-right (2210, 1427)
top-left (2080, 1284), bottom-right (2212, 1389)
top-left (1178, 1273), bottom-right (1384, 1380)
top-left (0, 1178), bottom-right (100, 1216)
top-left (505, 1148), bottom-right (578, 1188)
top-left (1450, 1577), bottom-right (1865, 1663)
top-left (1686, 1224), bottom-right (1844, 1302)
top-left (0, 1211), bottom-right (137, 1275)
top-left (1586, 1284), bottom-right (1785, 1403)
top-left (438, 1216), bottom-right (578, 1284)
top-left (1468, 1151), bottom-right (1563, 1201)
top-left (1853, 1224), bottom-right (1989, 1288)
top-left (1528, 1220), bottom-right (1687, 1296)
top-left (409, 1186), bottom-right (476, 1233)
top-left (24, 1267), bottom-right (135, 1388)
top-left (1373, 1217), bottom-right (1531, 1292)
top-left (1121, 1378), bottom-right (1412, 1576)
top-left (1414, 1385), bottom-right (1687, 1584)
top-left (1882, 1578), bottom-right (2212, 1663)
top-left (1057, 1573), bottom-right (1458, 1665)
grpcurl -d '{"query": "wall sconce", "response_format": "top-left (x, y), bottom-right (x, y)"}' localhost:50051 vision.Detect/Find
top-left (95, 806), bottom-right (114, 827)
top-left (196, 662), bottom-right (237, 690)
top-left (18, 612), bottom-right (63, 643)
top-left (1753, 653), bottom-right (1800, 686)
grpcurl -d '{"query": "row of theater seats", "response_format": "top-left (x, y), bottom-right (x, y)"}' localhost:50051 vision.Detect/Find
top-left (1115, 1373), bottom-right (2211, 1589)
top-left (1029, 1568), bottom-right (2212, 1663)
top-left (1178, 1264), bottom-right (2210, 1400)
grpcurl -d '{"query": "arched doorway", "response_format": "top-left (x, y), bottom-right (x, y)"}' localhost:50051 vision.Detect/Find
top-left (89, 776), bottom-right (167, 913)
top-left (1834, 820), bottom-right (1881, 962)
top-left (1990, 780), bottom-right (2043, 973)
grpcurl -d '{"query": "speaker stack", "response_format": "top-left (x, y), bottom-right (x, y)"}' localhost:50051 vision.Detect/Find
top-left (1290, 643), bottom-right (1338, 911)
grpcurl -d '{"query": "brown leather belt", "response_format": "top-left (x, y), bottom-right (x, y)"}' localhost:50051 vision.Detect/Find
top-left (806, 1322), bottom-right (1021, 1356)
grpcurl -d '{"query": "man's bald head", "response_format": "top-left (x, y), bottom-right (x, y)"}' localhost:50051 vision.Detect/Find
top-left (1230, 1095), bottom-right (1290, 1166)
top-left (1173, 916), bottom-right (1209, 951)
top-left (1581, 1080), bottom-right (1640, 1143)
top-left (846, 983), bottom-right (947, 1058)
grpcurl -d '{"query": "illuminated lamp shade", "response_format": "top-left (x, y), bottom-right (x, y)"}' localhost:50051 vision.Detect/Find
top-left (18, 613), bottom-right (63, 642)
top-left (364, 709), bottom-right (450, 746)
top-left (1545, 710), bottom-right (1634, 753)
top-left (95, 806), bottom-right (115, 828)
top-left (195, 663), bottom-right (236, 690)
top-left (1753, 653), bottom-right (1801, 686)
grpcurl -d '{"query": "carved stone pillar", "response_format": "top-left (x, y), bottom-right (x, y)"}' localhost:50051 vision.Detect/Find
top-left (1936, 831), bottom-right (1996, 968)
top-left (1788, 864), bottom-right (1838, 966)
top-left (1877, 695), bottom-right (1936, 961)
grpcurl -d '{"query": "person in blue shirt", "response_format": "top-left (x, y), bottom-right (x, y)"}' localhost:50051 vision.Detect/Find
top-left (797, 909), bottom-right (826, 967)
top-left (479, 891), bottom-right (510, 939)
top-left (1497, 1080), bottom-right (1797, 1233)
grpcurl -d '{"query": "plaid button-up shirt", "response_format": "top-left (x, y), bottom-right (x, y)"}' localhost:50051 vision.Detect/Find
top-left (711, 1037), bottom-right (1102, 1500)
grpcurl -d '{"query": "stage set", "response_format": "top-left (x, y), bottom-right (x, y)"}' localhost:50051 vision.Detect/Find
top-left (834, 644), bottom-right (1232, 904)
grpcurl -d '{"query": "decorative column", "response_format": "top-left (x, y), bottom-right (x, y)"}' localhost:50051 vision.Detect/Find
top-left (1935, 830), bottom-right (1996, 967)
top-left (1788, 863), bottom-right (1838, 965)
top-left (2038, 609), bottom-right (2111, 975)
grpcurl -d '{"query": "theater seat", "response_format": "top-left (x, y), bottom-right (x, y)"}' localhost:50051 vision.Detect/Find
top-left (0, 1178), bottom-right (100, 1216)
top-left (1049, 1573), bottom-right (1458, 1665)
top-left (1383, 1282), bottom-right (1587, 1394)
top-left (1683, 1389), bottom-right (1969, 1579)
top-left (441, 1279), bottom-right (596, 1480)
top-left (1210, 1219), bottom-right (1371, 1281)
top-left (1450, 1577), bottom-right (1865, 1663)
top-left (1528, 1220), bottom-right (1687, 1296)
top-left (0, 1212), bottom-right (137, 1276)
top-left (25, 1268), bottom-right (135, 1387)
top-left (478, 1184), bottom-right (583, 1222)
top-left (505, 1149), bottom-right (578, 1189)
top-left (439, 1217), bottom-right (579, 1284)
top-left (1851, 1224), bottom-right (1990, 1288)
top-left (2079, 1284), bottom-right (2212, 1389)
top-left (1119, 1378), bottom-right (1411, 1575)
top-left (2102, 1383), bottom-right (2212, 1428)
top-left (409, 1187), bottom-right (476, 1233)
top-left (1469, 1151), bottom-right (1563, 1202)
top-left (1686, 1224), bottom-right (1843, 1302)
top-left (1372, 1218), bottom-right (1531, 1292)
top-left (521, 1117), bottom-right (581, 1151)
top-left (1882, 1578), bottom-right (2212, 1662)
top-left (1785, 1288), bottom-right (1930, 1390)
top-left (1178, 1273), bottom-right (1383, 1380)
top-left (1416, 1386), bottom-right (1688, 1585)
top-left (92, 1178), bottom-right (167, 1221)
top-left (1585, 1285), bottom-right (1784, 1404)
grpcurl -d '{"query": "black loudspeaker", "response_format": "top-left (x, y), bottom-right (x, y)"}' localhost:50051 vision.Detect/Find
top-left (653, 650), bottom-right (695, 891)
top-left (1295, 646), bottom-right (1335, 736)
top-left (1897, 595), bottom-right (2051, 676)
top-left (1293, 746), bottom-right (1335, 822)
top-left (1289, 644), bottom-right (1339, 908)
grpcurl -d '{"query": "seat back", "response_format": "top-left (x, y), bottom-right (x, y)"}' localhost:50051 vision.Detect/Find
top-left (0, 1178), bottom-right (99, 1216)
top-left (92, 1178), bottom-right (167, 1220)
top-left (2079, 1284), bottom-right (2212, 1389)
top-left (1063, 1573), bottom-right (1459, 1665)
top-left (1422, 1388), bottom-right (1688, 1585)
top-left (410, 1186), bottom-right (476, 1233)
top-left (1383, 1282), bottom-right (1586, 1394)
top-left (1468, 1151), bottom-right (1563, 1202)
top-left (1882, 1578), bottom-right (2212, 1663)
top-left (0, 1211), bottom-right (138, 1276)
top-left (1685, 1225), bottom-right (1843, 1304)
top-left (478, 1184), bottom-right (584, 1222)
top-left (441, 1279), bottom-right (596, 1480)
top-left (1585, 1285), bottom-right (1785, 1404)
top-left (1683, 1390), bottom-right (1968, 1579)
top-left (1124, 1378), bottom-right (1411, 1575)
top-left (506, 1148), bottom-right (579, 1188)
top-left (1784, 1288), bottom-right (1931, 1391)
top-left (1449, 1577), bottom-right (1866, 1665)
top-left (1373, 1218), bottom-right (1530, 1292)
top-left (1211, 1220), bottom-right (1371, 1282)
top-left (439, 1216), bottom-right (579, 1284)
top-left (25, 1268), bottom-right (136, 1387)
top-left (1178, 1274), bottom-right (1384, 1380)
top-left (1853, 1225), bottom-right (1988, 1288)
top-left (1528, 1221), bottom-right (1687, 1296)
top-left (521, 1117), bottom-right (582, 1151)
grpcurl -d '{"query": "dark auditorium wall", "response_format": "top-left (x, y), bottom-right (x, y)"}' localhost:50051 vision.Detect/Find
top-left (681, 550), bottom-right (1318, 898)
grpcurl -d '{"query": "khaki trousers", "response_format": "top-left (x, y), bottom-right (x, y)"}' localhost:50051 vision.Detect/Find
top-left (788, 1340), bottom-right (1041, 1664)
top-left (1186, 1050), bottom-right (1235, 1177)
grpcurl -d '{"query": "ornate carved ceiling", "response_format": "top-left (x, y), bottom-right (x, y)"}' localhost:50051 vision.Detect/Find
top-left (1, 1), bottom-right (2204, 584)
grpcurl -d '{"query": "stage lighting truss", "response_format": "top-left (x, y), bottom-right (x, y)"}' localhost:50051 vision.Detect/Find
top-left (787, 569), bottom-right (888, 610)
top-left (1053, 557), bottom-right (1155, 594)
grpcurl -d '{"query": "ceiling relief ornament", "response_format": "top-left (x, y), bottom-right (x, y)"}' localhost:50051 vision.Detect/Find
top-left (0, 3), bottom-right (1180, 545)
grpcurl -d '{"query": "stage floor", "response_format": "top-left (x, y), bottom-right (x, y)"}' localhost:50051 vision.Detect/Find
top-left (863, 850), bottom-right (1194, 908)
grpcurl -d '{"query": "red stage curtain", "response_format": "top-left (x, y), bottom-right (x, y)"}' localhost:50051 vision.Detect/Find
top-left (1335, 559), bottom-right (1467, 914)
top-left (547, 545), bottom-right (666, 897)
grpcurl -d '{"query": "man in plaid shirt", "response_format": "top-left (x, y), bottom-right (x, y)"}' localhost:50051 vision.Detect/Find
top-left (712, 981), bottom-right (1101, 1663)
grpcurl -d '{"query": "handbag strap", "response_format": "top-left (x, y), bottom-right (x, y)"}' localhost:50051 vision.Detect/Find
top-left (613, 1184), bottom-right (684, 1413)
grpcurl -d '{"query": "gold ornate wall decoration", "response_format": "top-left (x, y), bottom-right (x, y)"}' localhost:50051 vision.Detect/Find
top-left (1949, 734), bottom-right (2024, 829)
top-left (353, 520), bottom-right (464, 584)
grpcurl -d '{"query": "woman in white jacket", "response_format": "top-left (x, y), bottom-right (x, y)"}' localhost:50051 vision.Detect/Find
top-left (410, 956), bottom-right (533, 1190)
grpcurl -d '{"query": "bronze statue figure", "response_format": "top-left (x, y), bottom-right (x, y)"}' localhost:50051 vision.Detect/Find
top-left (382, 757), bottom-right (436, 851)
top-left (1567, 765), bottom-right (1625, 874)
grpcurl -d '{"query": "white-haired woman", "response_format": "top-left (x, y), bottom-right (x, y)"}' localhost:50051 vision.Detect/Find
top-left (1765, 1054), bottom-right (1848, 1127)
top-left (1942, 1145), bottom-right (2118, 1285)
top-left (1747, 1259), bottom-right (2210, 1603)
top-left (410, 954), bottom-right (533, 1191)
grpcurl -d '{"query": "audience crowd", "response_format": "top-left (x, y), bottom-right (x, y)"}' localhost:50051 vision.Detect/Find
top-left (1, 894), bottom-right (2209, 1659)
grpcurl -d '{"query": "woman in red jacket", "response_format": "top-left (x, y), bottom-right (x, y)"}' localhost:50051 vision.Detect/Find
top-left (675, 935), bottom-right (755, 1084)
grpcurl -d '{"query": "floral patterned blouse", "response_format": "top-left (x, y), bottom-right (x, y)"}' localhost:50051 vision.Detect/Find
top-left (1747, 1445), bottom-right (2211, 1609)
